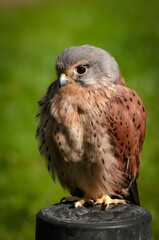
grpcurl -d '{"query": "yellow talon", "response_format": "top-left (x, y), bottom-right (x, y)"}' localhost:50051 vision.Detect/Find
top-left (61, 196), bottom-right (93, 208)
top-left (95, 195), bottom-right (126, 207)
top-left (74, 199), bottom-right (85, 208)
top-left (60, 195), bottom-right (125, 208)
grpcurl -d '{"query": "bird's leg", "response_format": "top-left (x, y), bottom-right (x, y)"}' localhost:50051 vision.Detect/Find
top-left (61, 195), bottom-right (126, 208)
top-left (95, 195), bottom-right (126, 209)
top-left (60, 196), bottom-right (94, 208)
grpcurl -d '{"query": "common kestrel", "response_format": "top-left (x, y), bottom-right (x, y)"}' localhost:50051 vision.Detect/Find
top-left (36, 45), bottom-right (146, 208)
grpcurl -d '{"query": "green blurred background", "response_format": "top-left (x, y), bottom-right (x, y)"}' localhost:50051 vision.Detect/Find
top-left (0, 0), bottom-right (159, 239)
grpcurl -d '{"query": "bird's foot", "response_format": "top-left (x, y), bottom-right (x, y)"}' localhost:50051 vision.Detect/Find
top-left (61, 195), bottom-right (126, 209)
top-left (95, 195), bottom-right (126, 209)
top-left (60, 196), bottom-right (94, 208)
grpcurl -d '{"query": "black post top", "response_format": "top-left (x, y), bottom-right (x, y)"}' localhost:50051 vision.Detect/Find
top-left (36, 203), bottom-right (152, 240)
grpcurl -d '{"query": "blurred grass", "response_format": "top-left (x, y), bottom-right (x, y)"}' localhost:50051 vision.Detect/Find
top-left (0, 0), bottom-right (159, 239)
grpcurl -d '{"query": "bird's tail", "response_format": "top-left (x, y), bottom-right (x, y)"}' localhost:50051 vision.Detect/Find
top-left (127, 180), bottom-right (140, 206)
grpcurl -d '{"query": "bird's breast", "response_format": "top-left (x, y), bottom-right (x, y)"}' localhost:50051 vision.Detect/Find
top-left (45, 83), bottom-right (126, 196)
top-left (49, 83), bottom-right (113, 164)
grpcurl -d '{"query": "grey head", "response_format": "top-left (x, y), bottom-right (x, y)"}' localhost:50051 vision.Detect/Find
top-left (55, 45), bottom-right (120, 87)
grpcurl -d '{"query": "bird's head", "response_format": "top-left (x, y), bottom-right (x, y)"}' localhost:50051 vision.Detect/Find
top-left (55, 45), bottom-right (120, 87)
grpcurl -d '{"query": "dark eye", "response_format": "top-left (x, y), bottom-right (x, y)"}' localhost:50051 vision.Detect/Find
top-left (75, 66), bottom-right (87, 75)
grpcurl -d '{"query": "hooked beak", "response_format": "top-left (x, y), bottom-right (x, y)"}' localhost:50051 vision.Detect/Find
top-left (59, 73), bottom-right (69, 87)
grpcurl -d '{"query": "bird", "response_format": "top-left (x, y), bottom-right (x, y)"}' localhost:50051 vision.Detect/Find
top-left (36, 45), bottom-right (146, 208)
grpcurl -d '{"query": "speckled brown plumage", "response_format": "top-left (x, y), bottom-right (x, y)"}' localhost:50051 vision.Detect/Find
top-left (36, 45), bottom-right (146, 206)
